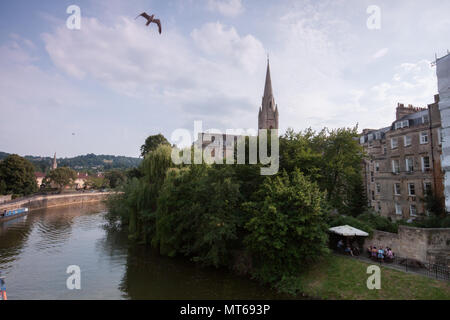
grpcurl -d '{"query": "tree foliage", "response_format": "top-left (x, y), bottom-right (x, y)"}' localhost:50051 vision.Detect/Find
top-left (140, 134), bottom-right (171, 157)
top-left (106, 128), bottom-right (369, 291)
top-left (244, 170), bottom-right (329, 284)
top-left (105, 170), bottom-right (127, 189)
top-left (0, 154), bottom-right (37, 195)
top-left (45, 167), bottom-right (77, 191)
top-left (155, 165), bottom-right (243, 266)
top-left (279, 127), bottom-right (366, 215)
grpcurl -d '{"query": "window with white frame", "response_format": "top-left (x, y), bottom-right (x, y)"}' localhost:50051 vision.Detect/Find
top-left (395, 203), bottom-right (402, 215)
top-left (392, 159), bottom-right (400, 173)
top-left (375, 162), bottom-right (380, 172)
top-left (404, 135), bottom-right (412, 147)
top-left (421, 156), bottom-right (430, 172)
top-left (408, 183), bottom-right (415, 196)
top-left (422, 114), bottom-right (429, 124)
top-left (405, 157), bottom-right (414, 172)
top-left (391, 138), bottom-right (398, 149)
top-left (376, 183), bottom-right (381, 193)
top-left (395, 120), bottom-right (409, 130)
top-left (420, 131), bottom-right (428, 144)
top-left (360, 136), bottom-right (365, 144)
top-left (394, 183), bottom-right (401, 195)
top-left (410, 204), bottom-right (417, 216)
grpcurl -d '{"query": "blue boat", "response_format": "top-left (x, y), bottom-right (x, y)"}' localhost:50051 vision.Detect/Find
top-left (0, 207), bottom-right (29, 223)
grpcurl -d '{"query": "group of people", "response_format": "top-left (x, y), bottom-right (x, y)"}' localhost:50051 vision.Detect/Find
top-left (367, 246), bottom-right (395, 262)
top-left (336, 239), bottom-right (360, 256)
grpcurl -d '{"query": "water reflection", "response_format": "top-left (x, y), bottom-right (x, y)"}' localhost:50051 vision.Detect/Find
top-left (0, 204), bottom-right (292, 300)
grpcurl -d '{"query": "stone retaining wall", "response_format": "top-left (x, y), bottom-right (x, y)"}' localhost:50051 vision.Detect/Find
top-left (364, 225), bottom-right (450, 267)
top-left (0, 192), bottom-right (113, 212)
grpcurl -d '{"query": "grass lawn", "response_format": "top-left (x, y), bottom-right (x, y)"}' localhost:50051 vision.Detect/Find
top-left (295, 254), bottom-right (450, 300)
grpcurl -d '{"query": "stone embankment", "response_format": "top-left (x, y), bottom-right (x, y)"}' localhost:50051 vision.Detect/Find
top-left (0, 192), bottom-right (115, 212)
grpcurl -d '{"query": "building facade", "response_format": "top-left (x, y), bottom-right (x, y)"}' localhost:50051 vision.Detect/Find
top-left (436, 52), bottom-right (450, 211)
top-left (360, 97), bottom-right (444, 220)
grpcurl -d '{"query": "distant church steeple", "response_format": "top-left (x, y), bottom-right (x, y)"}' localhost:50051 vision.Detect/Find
top-left (52, 152), bottom-right (57, 170)
top-left (258, 58), bottom-right (279, 130)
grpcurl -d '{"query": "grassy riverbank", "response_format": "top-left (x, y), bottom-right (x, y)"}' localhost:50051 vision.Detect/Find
top-left (293, 255), bottom-right (450, 300)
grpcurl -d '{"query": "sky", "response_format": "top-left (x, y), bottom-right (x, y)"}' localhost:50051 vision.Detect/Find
top-left (0, 0), bottom-right (449, 158)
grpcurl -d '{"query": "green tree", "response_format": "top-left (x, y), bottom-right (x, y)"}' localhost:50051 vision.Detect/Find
top-left (0, 154), bottom-right (38, 195)
top-left (85, 176), bottom-right (109, 189)
top-left (140, 134), bottom-right (170, 157)
top-left (45, 167), bottom-right (77, 192)
top-left (155, 164), bottom-right (243, 267)
top-left (321, 127), bottom-right (365, 214)
top-left (423, 189), bottom-right (445, 218)
top-left (279, 127), bottom-right (365, 215)
top-left (105, 170), bottom-right (127, 189)
top-left (244, 170), bottom-right (329, 284)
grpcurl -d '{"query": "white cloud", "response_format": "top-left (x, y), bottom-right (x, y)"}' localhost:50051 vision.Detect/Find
top-left (41, 16), bottom-right (266, 134)
top-left (358, 60), bottom-right (437, 129)
top-left (191, 22), bottom-right (265, 73)
top-left (207, 0), bottom-right (244, 17)
top-left (372, 48), bottom-right (389, 59)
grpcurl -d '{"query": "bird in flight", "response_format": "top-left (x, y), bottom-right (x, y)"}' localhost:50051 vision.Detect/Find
top-left (135, 12), bottom-right (162, 34)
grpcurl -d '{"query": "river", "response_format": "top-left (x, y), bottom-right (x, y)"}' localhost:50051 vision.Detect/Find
top-left (0, 203), bottom-right (292, 300)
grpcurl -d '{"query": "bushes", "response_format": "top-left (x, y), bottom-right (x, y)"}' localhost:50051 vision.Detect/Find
top-left (356, 211), bottom-right (399, 233)
top-left (407, 214), bottom-right (450, 229)
top-left (327, 210), bottom-right (401, 234)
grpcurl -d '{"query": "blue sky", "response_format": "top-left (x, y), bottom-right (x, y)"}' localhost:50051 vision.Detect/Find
top-left (0, 0), bottom-right (449, 157)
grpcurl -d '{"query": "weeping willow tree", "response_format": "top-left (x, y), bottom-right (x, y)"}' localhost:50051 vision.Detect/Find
top-left (107, 144), bottom-right (174, 243)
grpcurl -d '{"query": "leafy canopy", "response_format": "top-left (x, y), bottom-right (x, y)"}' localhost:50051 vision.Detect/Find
top-left (140, 134), bottom-right (170, 157)
top-left (0, 154), bottom-right (37, 196)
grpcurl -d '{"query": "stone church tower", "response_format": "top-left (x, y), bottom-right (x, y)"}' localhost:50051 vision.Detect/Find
top-left (258, 59), bottom-right (279, 130)
top-left (52, 152), bottom-right (57, 170)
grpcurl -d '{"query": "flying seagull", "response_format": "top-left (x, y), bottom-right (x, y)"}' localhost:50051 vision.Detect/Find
top-left (135, 12), bottom-right (162, 34)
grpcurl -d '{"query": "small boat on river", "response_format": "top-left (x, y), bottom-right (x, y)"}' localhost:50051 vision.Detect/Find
top-left (0, 207), bottom-right (29, 223)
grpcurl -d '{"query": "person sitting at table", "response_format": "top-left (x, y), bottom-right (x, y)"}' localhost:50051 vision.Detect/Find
top-left (386, 248), bottom-right (394, 260)
top-left (344, 246), bottom-right (354, 256)
top-left (351, 241), bottom-right (360, 255)
top-left (378, 247), bottom-right (385, 262)
top-left (337, 239), bottom-right (344, 250)
top-left (371, 246), bottom-right (378, 259)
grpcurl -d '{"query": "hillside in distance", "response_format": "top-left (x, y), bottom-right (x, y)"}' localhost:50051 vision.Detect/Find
top-left (0, 152), bottom-right (141, 172)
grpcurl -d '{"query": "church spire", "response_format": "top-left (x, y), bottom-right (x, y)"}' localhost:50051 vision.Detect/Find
top-left (52, 152), bottom-right (57, 170)
top-left (263, 58), bottom-right (273, 100)
top-left (258, 58), bottom-right (279, 130)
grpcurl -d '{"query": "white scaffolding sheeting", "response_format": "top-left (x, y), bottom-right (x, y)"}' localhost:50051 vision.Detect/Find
top-left (436, 53), bottom-right (450, 211)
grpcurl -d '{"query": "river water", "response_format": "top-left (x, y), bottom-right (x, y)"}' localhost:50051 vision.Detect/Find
top-left (0, 203), bottom-right (291, 300)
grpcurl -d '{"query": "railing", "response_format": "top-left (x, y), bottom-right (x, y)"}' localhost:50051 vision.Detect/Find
top-left (335, 249), bottom-right (450, 282)
top-left (365, 252), bottom-right (450, 282)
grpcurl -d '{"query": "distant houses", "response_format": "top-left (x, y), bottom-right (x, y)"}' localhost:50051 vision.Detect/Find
top-left (35, 169), bottom-right (104, 190)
